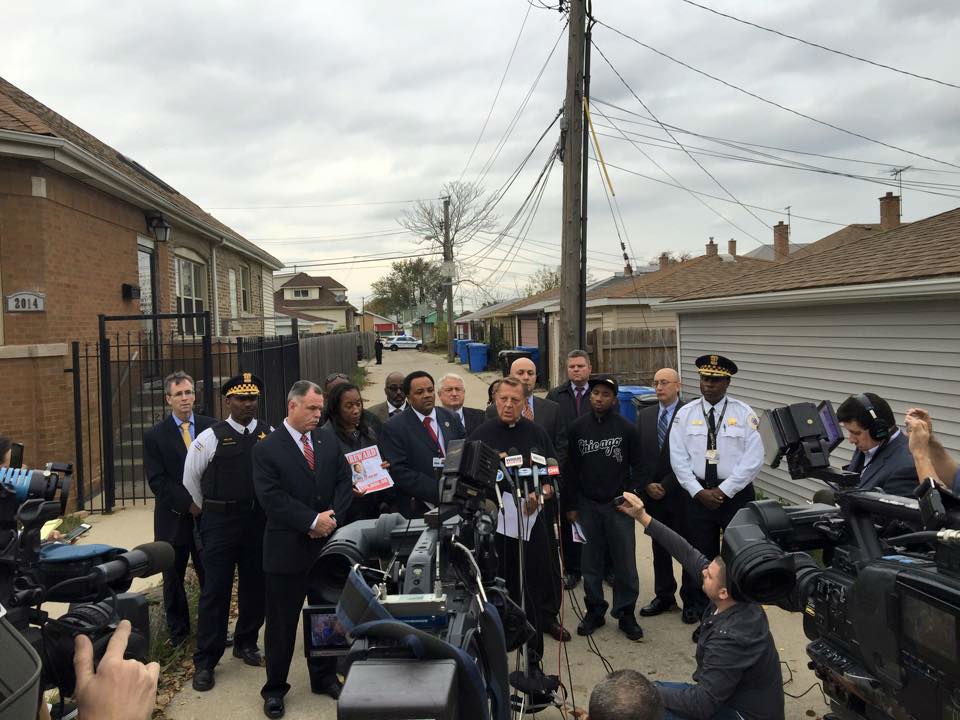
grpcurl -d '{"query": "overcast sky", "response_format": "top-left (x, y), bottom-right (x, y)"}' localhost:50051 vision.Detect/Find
top-left (3, 1), bottom-right (958, 310)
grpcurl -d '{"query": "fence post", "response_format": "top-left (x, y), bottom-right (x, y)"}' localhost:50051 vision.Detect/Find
top-left (202, 311), bottom-right (214, 414)
top-left (98, 317), bottom-right (115, 513)
top-left (70, 341), bottom-right (86, 511)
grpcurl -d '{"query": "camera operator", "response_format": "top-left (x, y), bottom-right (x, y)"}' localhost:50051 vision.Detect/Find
top-left (905, 407), bottom-right (959, 492)
top-left (575, 669), bottom-right (664, 720)
top-left (836, 393), bottom-right (917, 497)
top-left (470, 375), bottom-right (558, 670)
top-left (616, 492), bottom-right (784, 720)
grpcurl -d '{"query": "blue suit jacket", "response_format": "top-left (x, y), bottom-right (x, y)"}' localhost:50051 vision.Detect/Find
top-left (847, 433), bottom-right (918, 498)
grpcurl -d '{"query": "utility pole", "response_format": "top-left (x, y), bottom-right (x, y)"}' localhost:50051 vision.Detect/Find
top-left (442, 195), bottom-right (456, 362)
top-left (579, 11), bottom-right (594, 349)
top-left (560, 0), bottom-right (587, 367)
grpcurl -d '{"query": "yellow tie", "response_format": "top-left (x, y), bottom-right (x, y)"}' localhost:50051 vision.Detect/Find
top-left (180, 421), bottom-right (192, 449)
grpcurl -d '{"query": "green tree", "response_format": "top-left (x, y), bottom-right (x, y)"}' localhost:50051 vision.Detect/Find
top-left (523, 265), bottom-right (563, 297)
top-left (369, 258), bottom-right (445, 321)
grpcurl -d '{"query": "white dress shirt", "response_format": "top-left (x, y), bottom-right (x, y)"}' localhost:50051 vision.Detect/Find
top-left (183, 416), bottom-right (262, 508)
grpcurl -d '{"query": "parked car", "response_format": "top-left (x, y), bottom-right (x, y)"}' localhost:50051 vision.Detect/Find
top-left (384, 334), bottom-right (422, 350)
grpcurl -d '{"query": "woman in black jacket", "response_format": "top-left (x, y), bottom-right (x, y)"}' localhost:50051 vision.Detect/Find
top-left (322, 382), bottom-right (395, 523)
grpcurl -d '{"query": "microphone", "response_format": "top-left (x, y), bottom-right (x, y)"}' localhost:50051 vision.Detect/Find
top-left (90, 541), bottom-right (175, 586)
top-left (530, 447), bottom-right (545, 496)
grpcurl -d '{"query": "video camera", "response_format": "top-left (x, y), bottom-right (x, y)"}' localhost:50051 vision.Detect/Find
top-left (309, 439), bottom-right (528, 720)
top-left (722, 401), bottom-right (960, 720)
top-left (0, 455), bottom-right (172, 718)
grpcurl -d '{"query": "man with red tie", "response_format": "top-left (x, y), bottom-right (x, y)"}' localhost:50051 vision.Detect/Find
top-left (379, 370), bottom-right (466, 518)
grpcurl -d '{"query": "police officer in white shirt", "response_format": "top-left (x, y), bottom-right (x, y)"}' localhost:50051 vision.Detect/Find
top-left (669, 354), bottom-right (763, 628)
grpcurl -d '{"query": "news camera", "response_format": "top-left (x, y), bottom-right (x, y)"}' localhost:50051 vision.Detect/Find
top-left (309, 439), bottom-right (530, 720)
top-left (721, 400), bottom-right (960, 720)
top-left (0, 458), bottom-right (172, 718)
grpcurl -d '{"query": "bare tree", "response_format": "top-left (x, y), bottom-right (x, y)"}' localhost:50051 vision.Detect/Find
top-left (399, 180), bottom-right (499, 252)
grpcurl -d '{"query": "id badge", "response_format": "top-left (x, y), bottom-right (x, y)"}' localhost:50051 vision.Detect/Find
top-left (705, 449), bottom-right (719, 464)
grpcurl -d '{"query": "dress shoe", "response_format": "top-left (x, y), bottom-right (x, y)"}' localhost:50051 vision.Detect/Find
top-left (192, 668), bottom-right (215, 692)
top-left (546, 620), bottom-right (571, 642)
top-left (576, 612), bottom-right (605, 636)
top-left (168, 634), bottom-right (189, 649)
top-left (225, 630), bottom-right (235, 648)
top-left (682, 607), bottom-right (701, 625)
top-left (263, 696), bottom-right (284, 719)
top-left (639, 597), bottom-right (678, 617)
top-left (312, 676), bottom-right (342, 700)
top-left (618, 615), bottom-right (645, 642)
top-left (692, 624), bottom-right (702, 643)
top-left (563, 572), bottom-right (581, 590)
top-left (233, 644), bottom-right (263, 667)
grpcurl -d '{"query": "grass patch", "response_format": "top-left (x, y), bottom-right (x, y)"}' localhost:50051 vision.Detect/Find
top-left (350, 364), bottom-right (369, 389)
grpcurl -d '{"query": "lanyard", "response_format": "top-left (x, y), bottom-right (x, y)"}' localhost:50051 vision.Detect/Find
top-left (700, 399), bottom-right (728, 448)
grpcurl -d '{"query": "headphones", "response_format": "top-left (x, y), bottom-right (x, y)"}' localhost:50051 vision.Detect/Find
top-left (854, 393), bottom-right (891, 442)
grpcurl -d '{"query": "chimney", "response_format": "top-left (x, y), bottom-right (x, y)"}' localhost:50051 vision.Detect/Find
top-left (727, 238), bottom-right (737, 257)
top-left (705, 237), bottom-right (718, 256)
top-left (773, 221), bottom-right (789, 260)
top-left (659, 252), bottom-right (669, 271)
top-left (879, 191), bottom-right (901, 231)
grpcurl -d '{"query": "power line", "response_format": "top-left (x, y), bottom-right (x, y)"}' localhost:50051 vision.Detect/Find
top-left (252, 229), bottom-right (412, 243)
top-left (594, 19), bottom-right (960, 171)
top-left (675, 0), bottom-right (960, 91)
top-left (205, 198), bottom-right (426, 210)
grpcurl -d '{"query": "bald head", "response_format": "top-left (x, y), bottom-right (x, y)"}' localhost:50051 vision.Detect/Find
top-left (384, 371), bottom-right (406, 408)
top-left (510, 357), bottom-right (537, 395)
top-left (653, 367), bottom-right (680, 406)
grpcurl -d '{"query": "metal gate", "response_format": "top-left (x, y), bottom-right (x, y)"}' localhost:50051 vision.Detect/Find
top-left (237, 333), bottom-right (301, 428)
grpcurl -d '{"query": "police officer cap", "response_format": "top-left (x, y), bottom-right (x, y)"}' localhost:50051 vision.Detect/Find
top-left (588, 373), bottom-right (619, 394)
top-left (695, 354), bottom-right (738, 378)
top-left (222, 372), bottom-right (263, 397)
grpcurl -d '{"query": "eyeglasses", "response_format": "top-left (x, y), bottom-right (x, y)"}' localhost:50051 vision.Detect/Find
top-left (325, 372), bottom-right (349, 383)
top-left (386, 384), bottom-right (403, 392)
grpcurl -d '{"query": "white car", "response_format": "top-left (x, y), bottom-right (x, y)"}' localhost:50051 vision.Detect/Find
top-left (384, 334), bottom-right (422, 350)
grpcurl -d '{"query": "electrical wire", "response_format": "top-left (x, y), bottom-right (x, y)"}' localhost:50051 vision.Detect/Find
top-left (675, 0), bottom-right (960, 91)
top-left (205, 198), bottom-right (427, 210)
top-left (594, 19), bottom-right (960, 170)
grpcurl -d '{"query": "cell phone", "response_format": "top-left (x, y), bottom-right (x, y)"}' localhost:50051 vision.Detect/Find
top-left (613, 495), bottom-right (626, 506)
top-left (62, 523), bottom-right (92, 543)
top-left (9, 442), bottom-right (24, 468)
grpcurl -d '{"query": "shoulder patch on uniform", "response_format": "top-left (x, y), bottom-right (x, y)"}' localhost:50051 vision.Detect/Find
top-left (748, 413), bottom-right (759, 429)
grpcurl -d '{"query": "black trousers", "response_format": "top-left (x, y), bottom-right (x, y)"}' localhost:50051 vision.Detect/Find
top-left (645, 492), bottom-right (699, 609)
top-left (559, 512), bottom-right (581, 576)
top-left (193, 508), bottom-right (266, 671)
top-left (537, 500), bottom-right (563, 620)
top-left (262, 571), bottom-right (336, 699)
top-left (162, 531), bottom-right (205, 639)
top-left (579, 498), bottom-right (639, 619)
top-left (685, 483), bottom-right (755, 613)
top-left (495, 514), bottom-right (557, 665)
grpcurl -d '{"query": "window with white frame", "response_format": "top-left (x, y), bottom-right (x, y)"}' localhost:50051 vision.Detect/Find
top-left (293, 288), bottom-right (309, 298)
top-left (240, 266), bottom-right (251, 313)
top-left (175, 257), bottom-right (207, 334)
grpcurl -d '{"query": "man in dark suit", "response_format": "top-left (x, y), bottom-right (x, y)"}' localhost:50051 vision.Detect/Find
top-left (546, 349), bottom-right (592, 590)
top-left (636, 368), bottom-right (699, 623)
top-left (438, 372), bottom-right (485, 434)
top-left (253, 380), bottom-right (353, 718)
top-left (380, 370), bottom-right (465, 518)
top-left (367, 371), bottom-right (406, 425)
top-left (837, 392), bottom-right (918, 497)
top-left (143, 370), bottom-right (216, 646)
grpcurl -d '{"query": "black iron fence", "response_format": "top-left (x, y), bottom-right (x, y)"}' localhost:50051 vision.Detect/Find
top-left (237, 334), bottom-right (301, 429)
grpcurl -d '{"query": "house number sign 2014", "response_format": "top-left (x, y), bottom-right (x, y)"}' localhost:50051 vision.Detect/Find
top-left (6, 292), bottom-right (46, 312)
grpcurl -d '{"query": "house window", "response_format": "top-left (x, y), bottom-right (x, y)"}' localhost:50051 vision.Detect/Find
top-left (293, 288), bottom-right (309, 298)
top-left (240, 266), bottom-right (251, 313)
top-left (175, 257), bottom-right (207, 334)
top-left (228, 269), bottom-right (238, 319)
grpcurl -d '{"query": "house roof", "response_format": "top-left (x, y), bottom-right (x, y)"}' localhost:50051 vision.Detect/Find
top-left (275, 289), bottom-right (355, 311)
top-left (278, 272), bottom-right (347, 290)
top-left (667, 206), bottom-right (960, 302)
top-left (0, 76), bottom-right (282, 269)
top-left (275, 308), bottom-right (336, 323)
top-left (787, 223), bottom-right (884, 260)
top-left (741, 242), bottom-right (809, 261)
top-left (360, 310), bottom-right (396, 323)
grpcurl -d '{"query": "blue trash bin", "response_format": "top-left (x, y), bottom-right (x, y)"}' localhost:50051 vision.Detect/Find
top-left (468, 343), bottom-right (489, 373)
top-left (515, 345), bottom-right (543, 384)
top-left (453, 339), bottom-right (465, 362)
top-left (617, 385), bottom-right (656, 423)
top-left (458, 340), bottom-right (471, 365)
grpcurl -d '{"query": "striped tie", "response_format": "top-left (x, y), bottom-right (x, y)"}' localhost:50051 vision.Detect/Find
top-left (657, 409), bottom-right (670, 449)
top-left (301, 433), bottom-right (315, 470)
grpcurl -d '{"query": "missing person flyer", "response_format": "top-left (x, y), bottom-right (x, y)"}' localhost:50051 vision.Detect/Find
top-left (345, 446), bottom-right (394, 495)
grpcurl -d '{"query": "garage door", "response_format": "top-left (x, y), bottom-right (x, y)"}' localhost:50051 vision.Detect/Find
top-left (519, 317), bottom-right (539, 346)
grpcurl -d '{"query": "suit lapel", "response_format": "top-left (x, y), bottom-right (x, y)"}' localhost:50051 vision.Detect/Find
top-left (408, 408), bottom-right (442, 455)
top-left (166, 416), bottom-right (189, 461)
top-left (280, 426), bottom-right (316, 478)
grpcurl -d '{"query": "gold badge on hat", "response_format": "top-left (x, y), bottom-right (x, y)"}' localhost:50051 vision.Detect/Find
top-left (710, 355), bottom-right (718, 365)
top-left (243, 372), bottom-right (252, 384)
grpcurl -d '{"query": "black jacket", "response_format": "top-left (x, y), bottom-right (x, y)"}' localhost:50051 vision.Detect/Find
top-left (460, 406), bottom-right (487, 436)
top-left (566, 411), bottom-right (643, 508)
top-left (321, 419), bottom-right (395, 523)
top-left (846, 432), bottom-right (918, 497)
top-left (636, 400), bottom-right (685, 495)
top-left (379, 406), bottom-right (465, 516)
top-left (143, 414), bottom-right (216, 545)
top-left (252, 426), bottom-right (353, 574)
top-left (645, 518), bottom-right (784, 720)
top-left (545, 383), bottom-right (591, 432)
top-left (485, 395), bottom-right (567, 464)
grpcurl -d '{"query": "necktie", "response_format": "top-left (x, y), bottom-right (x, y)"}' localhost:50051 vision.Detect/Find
top-left (301, 433), bottom-right (315, 470)
top-left (574, 387), bottom-right (584, 414)
top-left (422, 416), bottom-right (443, 456)
top-left (704, 407), bottom-right (718, 488)
top-left (523, 401), bottom-right (534, 421)
top-left (180, 421), bottom-right (191, 449)
top-left (657, 408), bottom-right (670, 449)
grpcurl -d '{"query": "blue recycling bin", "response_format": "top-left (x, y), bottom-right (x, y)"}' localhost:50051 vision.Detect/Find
top-left (617, 385), bottom-right (656, 423)
top-left (468, 343), bottom-right (489, 373)
top-left (458, 340), bottom-right (471, 365)
top-left (453, 339), bottom-right (465, 362)
top-left (515, 345), bottom-right (542, 383)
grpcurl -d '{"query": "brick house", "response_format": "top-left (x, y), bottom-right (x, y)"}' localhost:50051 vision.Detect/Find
top-left (0, 76), bottom-right (282, 472)
top-left (273, 272), bottom-right (356, 335)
